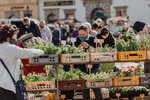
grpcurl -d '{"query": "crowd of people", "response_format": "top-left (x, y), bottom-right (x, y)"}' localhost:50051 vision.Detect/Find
top-left (0, 16), bottom-right (149, 100)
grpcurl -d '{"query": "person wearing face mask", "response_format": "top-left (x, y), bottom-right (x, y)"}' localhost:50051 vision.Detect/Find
top-left (17, 17), bottom-right (41, 38)
top-left (39, 20), bottom-right (52, 42)
top-left (97, 27), bottom-right (115, 48)
top-left (74, 25), bottom-right (102, 100)
top-left (92, 20), bottom-right (103, 34)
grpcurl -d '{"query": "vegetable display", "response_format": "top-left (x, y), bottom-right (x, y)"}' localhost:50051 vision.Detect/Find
top-left (116, 39), bottom-right (141, 52)
top-left (25, 73), bottom-right (53, 82)
top-left (110, 86), bottom-right (149, 95)
top-left (27, 41), bottom-right (85, 54)
top-left (88, 46), bottom-right (116, 53)
top-left (60, 45), bottom-right (85, 54)
top-left (27, 42), bottom-right (62, 54)
top-left (83, 72), bottom-right (116, 80)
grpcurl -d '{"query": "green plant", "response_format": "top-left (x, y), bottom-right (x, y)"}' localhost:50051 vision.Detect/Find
top-left (116, 39), bottom-right (141, 51)
top-left (88, 47), bottom-right (116, 53)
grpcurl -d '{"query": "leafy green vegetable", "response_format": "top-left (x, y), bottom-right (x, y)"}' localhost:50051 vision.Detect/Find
top-left (26, 73), bottom-right (53, 82)
top-left (82, 71), bottom-right (117, 80)
top-left (88, 47), bottom-right (116, 53)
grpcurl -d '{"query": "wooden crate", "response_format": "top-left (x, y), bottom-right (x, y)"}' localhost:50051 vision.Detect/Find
top-left (102, 92), bottom-right (110, 98)
top-left (26, 81), bottom-right (55, 91)
top-left (140, 76), bottom-right (150, 85)
top-left (133, 96), bottom-right (150, 100)
top-left (90, 52), bottom-right (117, 63)
top-left (28, 93), bottom-right (49, 100)
top-left (118, 51), bottom-right (146, 61)
top-left (145, 73), bottom-right (150, 76)
top-left (111, 98), bottom-right (128, 100)
top-left (113, 76), bottom-right (139, 87)
top-left (60, 53), bottom-right (89, 64)
top-left (147, 51), bottom-right (150, 60)
top-left (86, 78), bottom-right (113, 88)
top-left (29, 54), bottom-right (59, 65)
top-left (58, 79), bottom-right (86, 90)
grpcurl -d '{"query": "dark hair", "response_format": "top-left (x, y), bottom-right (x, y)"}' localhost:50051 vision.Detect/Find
top-left (100, 27), bottom-right (109, 35)
top-left (92, 23), bottom-right (101, 29)
top-left (11, 25), bottom-right (19, 31)
top-left (0, 25), bottom-right (14, 43)
top-left (23, 17), bottom-right (30, 22)
top-left (78, 25), bottom-right (88, 31)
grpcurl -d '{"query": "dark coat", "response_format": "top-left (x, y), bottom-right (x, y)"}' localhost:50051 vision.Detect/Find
top-left (17, 21), bottom-right (41, 38)
top-left (73, 36), bottom-right (99, 73)
top-left (52, 29), bottom-right (61, 42)
top-left (74, 36), bottom-right (96, 48)
top-left (97, 33), bottom-right (115, 48)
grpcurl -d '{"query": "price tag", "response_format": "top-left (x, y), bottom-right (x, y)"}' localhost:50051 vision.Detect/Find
top-left (87, 64), bottom-right (93, 74)
top-left (140, 94), bottom-right (145, 98)
top-left (87, 64), bottom-right (93, 69)
top-left (61, 40), bottom-right (66, 45)
top-left (90, 90), bottom-right (95, 99)
top-left (116, 93), bottom-right (121, 97)
top-left (100, 39), bottom-right (104, 44)
top-left (61, 95), bottom-right (66, 99)
top-left (71, 37), bottom-right (76, 43)
top-left (70, 64), bottom-right (74, 69)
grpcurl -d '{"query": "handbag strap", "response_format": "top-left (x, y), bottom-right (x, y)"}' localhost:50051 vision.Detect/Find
top-left (0, 58), bottom-right (16, 85)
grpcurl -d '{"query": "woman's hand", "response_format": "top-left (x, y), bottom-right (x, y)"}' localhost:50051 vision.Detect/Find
top-left (81, 42), bottom-right (89, 49)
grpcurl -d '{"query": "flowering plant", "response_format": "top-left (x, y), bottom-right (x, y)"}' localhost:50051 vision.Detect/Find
top-left (113, 64), bottom-right (144, 77)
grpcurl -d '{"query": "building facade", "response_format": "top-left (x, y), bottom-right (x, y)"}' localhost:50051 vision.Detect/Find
top-left (82, 0), bottom-right (112, 22)
top-left (111, 0), bottom-right (150, 24)
top-left (38, 0), bottom-right (86, 23)
top-left (0, 0), bottom-right (39, 19)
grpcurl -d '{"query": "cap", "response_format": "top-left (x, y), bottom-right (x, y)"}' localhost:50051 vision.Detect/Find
top-left (82, 22), bottom-right (92, 30)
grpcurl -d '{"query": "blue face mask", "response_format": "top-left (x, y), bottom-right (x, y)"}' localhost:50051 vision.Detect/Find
top-left (79, 36), bottom-right (88, 41)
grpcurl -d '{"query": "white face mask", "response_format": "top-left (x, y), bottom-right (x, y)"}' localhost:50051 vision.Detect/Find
top-left (25, 26), bottom-right (29, 28)
top-left (102, 34), bottom-right (109, 39)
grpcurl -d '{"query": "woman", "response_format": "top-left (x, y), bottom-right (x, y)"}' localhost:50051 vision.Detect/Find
top-left (10, 25), bottom-right (19, 45)
top-left (74, 24), bottom-right (102, 100)
top-left (97, 27), bottom-right (115, 48)
top-left (0, 25), bottom-right (44, 100)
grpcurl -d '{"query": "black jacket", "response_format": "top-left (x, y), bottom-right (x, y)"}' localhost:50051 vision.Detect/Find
top-left (17, 21), bottom-right (41, 38)
top-left (73, 36), bottom-right (99, 73)
top-left (74, 36), bottom-right (96, 48)
top-left (97, 33), bottom-right (115, 48)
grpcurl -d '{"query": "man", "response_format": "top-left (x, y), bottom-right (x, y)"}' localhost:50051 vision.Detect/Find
top-left (39, 20), bottom-right (52, 42)
top-left (17, 17), bottom-right (41, 38)
top-left (52, 24), bottom-right (61, 46)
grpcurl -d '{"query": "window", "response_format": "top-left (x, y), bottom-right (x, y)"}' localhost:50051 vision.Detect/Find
top-left (5, 10), bottom-right (20, 19)
top-left (115, 6), bottom-right (127, 17)
top-left (44, 0), bottom-right (75, 6)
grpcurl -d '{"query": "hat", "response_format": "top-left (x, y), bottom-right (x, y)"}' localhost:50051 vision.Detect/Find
top-left (133, 21), bottom-right (146, 32)
top-left (82, 22), bottom-right (92, 30)
top-left (78, 24), bottom-right (88, 30)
